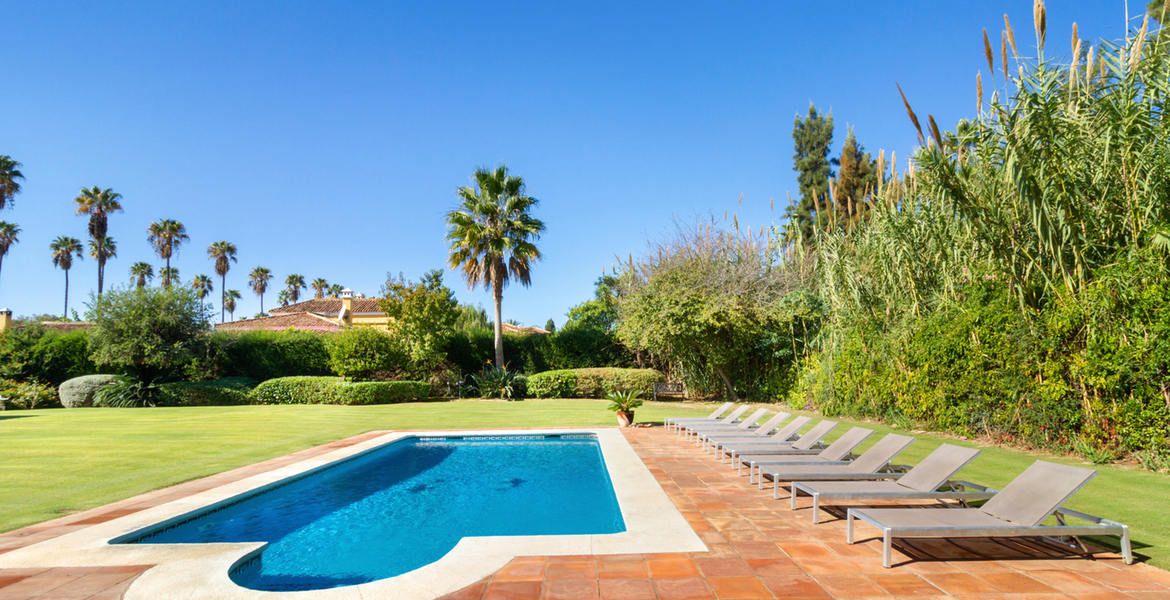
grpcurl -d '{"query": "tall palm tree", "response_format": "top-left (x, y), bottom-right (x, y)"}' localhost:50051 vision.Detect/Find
top-left (311, 277), bottom-right (329, 299)
top-left (248, 266), bottom-right (273, 314)
top-left (159, 266), bottom-right (180, 288)
top-left (191, 274), bottom-right (214, 315)
top-left (129, 262), bottom-right (154, 288)
top-left (0, 156), bottom-right (24, 210)
top-left (0, 222), bottom-right (20, 286)
top-left (147, 219), bottom-right (188, 288)
top-left (73, 187), bottom-right (123, 296)
top-left (445, 165), bottom-right (546, 367)
top-left (327, 283), bottom-right (343, 298)
top-left (223, 289), bottom-right (242, 321)
top-left (276, 289), bottom-right (290, 307)
top-left (50, 236), bottom-right (84, 319)
top-left (87, 236), bottom-right (117, 292)
top-left (285, 274), bottom-right (306, 304)
top-left (207, 241), bottom-right (237, 323)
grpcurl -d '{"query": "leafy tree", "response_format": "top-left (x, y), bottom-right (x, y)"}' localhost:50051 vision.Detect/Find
top-left (249, 266), bottom-right (272, 313)
top-left (0, 221), bottom-right (19, 286)
top-left (206, 240), bottom-right (237, 323)
top-left (285, 274), bottom-right (305, 304)
top-left (325, 326), bottom-right (407, 381)
top-left (50, 236), bottom-right (84, 319)
top-left (787, 104), bottom-right (836, 242)
top-left (564, 275), bottom-right (620, 333)
top-left (224, 289), bottom-right (241, 320)
top-left (159, 266), bottom-right (180, 288)
top-left (445, 164), bottom-right (546, 367)
top-left (831, 127), bottom-right (879, 226)
top-left (545, 318), bottom-right (556, 333)
top-left (379, 269), bottom-right (459, 369)
top-left (73, 186), bottom-right (123, 296)
top-left (454, 303), bottom-right (490, 333)
top-left (147, 219), bottom-right (189, 288)
top-left (129, 262), bottom-right (154, 288)
top-left (311, 277), bottom-right (329, 299)
top-left (0, 156), bottom-right (23, 210)
top-left (86, 285), bottom-right (211, 383)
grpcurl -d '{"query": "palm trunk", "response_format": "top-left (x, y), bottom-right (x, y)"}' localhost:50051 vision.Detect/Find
top-left (164, 254), bottom-right (171, 289)
top-left (63, 270), bottom-right (70, 319)
top-left (493, 280), bottom-right (504, 368)
top-left (97, 257), bottom-right (104, 297)
top-left (260, 293), bottom-right (265, 315)
top-left (220, 274), bottom-right (226, 323)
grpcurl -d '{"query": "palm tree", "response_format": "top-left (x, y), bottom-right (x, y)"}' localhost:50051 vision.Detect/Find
top-left (50, 236), bottom-right (84, 319)
top-left (276, 289), bottom-right (290, 307)
top-left (249, 267), bottom-right (273, 314)
top-left (147, 219), bottom-right (189, 288)
top-left (327, 283), bottom-right (344, 298)
top-left (74, 187), bottom-right (123, 296)
top-left (445, 165), bottom-right (546, 367)
top-left (285, 274), bottom-right (305, 304)
top-left (0, 156), bottom-right (24, 210)
top-left (159, 266), bottom-right (180, 288)
top-left (311, 277), bottom-right (329, 299)
top-left (191, 274), bottom-right (214, 314)
top-left (87, 237), bottom-right (117, 292)
top-left (129, 262), bottom-right (154, 288)
top-left (0, 222), bottom-right (20, 286)
top-left (207, 241), bottom-right (237, 323)
top-left (223, 289), bottom-right (242, 321)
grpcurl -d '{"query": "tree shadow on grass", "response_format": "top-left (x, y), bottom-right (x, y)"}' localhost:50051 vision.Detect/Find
top-left (0, 414), bottom-right (35, 421)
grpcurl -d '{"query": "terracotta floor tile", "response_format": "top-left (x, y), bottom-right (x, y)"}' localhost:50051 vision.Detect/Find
top-left (705, 576), bottom-right (773, 599)
top-left (974, 572), bottom-right (1059, 594)
top-left (792, 556), bottom-right (860, 575)
top-left (695, 559), bottom-right (753, 577)
top-left (542, 579), bottom-right (599, 600)
top-left (1067, 593), bottom-right (1140, 600)
top-left (1025, 571), bottom-right (1114, 594)
top-left (815, 574), bottom-right (890, 597)
top-left (495, 561), bottom-right (547, 582)
top-left (545, 562), bottom-right (598, 580)
top-left (759, 575), bottom-right (831, 597)
top-left (730, 543), bottom-right (785, 559)
top-left (598, 561), bottom-right (647, 579)
top-left (436, 579), bottom-right (490, 600)
top-left (0, 577), bottom-right (26, 591)
top-left (40, 573), bottom-right (134, 597)
top-left (597, 554), bottom-right (643, 563)
top-left (920, 573), bottom-right (1003, 595)
top-left (485, 581), bottom-right (544, 600)
top-left (653, 577), bottom-right (716, 600)
top-left (868, 573), bottom-right (941, 596)
top-left (1081, 570), bottom-right (1168, 592)
top-left (696, 544), bottom-right (741, 559)
top-left (550, 555), bottom-right (597, 564)
top-left (648, 559), bottom-right (701, 578)
top-left (598, 578), bottom-right (656, 600)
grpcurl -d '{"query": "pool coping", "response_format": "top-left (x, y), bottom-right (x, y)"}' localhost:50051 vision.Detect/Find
top-left (0, 428), bottom-right (706, 600)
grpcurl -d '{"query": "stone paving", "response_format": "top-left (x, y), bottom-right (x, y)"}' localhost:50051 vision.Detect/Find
top-left (0, 426), bottom-right (1167, 599)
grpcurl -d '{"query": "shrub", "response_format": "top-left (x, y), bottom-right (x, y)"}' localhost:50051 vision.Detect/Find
top-left (164, 377), bottom-right (258, 406)
top-left (467, 364), bottom-right (523, 399)
top-left (248, 376), bottom-right (428, 405)
top-left (0, 327), bottom-right (99, 387)
top-left (0, 378), bottom-right (59, 409)
top-left (94, 377), bottom-right (174, 408)
top-left (527, 368), bottom-right (664, 398)
top-left (59, 374), bottom-right (118, 408)
top-left (326, 327), bottom-right (407, 381)
top-left (217, 330), bottom-right (330, 381)
top-left (86, 286), bottom-right (210, 381)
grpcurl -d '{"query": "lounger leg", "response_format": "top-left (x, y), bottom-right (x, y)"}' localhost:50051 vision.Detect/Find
top-left (883, 530), bottom-right (892, 568)
top-left (1122, 525), bottom-right (1133, 565)
top-left (812, 495), bottom-right (820, 524)
top-left (737, 459), bottom-right (743, 477)
top-left (846, 511), bottom-right (854, 543)
top-left (790, 488), bottom-right (798, 511)
top-left (774, 477), bottom-right (779, 500)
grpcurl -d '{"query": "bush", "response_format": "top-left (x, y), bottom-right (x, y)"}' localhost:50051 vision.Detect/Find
top-left (59, 374), bottom-right (118, 408)
top-left (248, 376), bottom-right (428, 405)
top-left (164, 377), bottom-right (258, 406)
top-left (0, 378), bottom-right (59, 409)
top-left (217, 330), bottom-right (331, 381)
top-left (326, 327), bottom-right (407, 381)
top-left (527, 368), bottom-right (664, 398)
top-left (94, 377), bottom-right (174, 408)
top-left (0, 327), bottom-right (99, 387)
top-left (86, 286), bottom-right (210, 381)
top-left (467, 364), bottom-right (523, 399)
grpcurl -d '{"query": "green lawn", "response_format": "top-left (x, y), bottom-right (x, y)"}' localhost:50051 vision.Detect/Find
top-left (2, 400), bottom-right (1167, 569)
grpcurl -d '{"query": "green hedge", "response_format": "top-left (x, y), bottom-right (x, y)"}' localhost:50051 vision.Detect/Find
top-left (442, 329), bottom-right (633, 377)
top-left (527, 368), bottom-right (663, 398)
top-left (164, 377), bottom-right (258, 406)
top-left (216, 331), bottom-right (331, 381)
top-left (248, 376), bottom-right (429, 405)
top-left (0, 327), bottom-right (100, 387)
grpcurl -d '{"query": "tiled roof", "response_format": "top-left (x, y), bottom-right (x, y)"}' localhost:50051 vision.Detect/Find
top-left (214, 312), bottom-right (340, 332)
top-left (38, 321), bottom-right (93, 332)
top-left (501, 322), bottom-right (549, 335)
top-left (270, 298), bottom-right (383, 315)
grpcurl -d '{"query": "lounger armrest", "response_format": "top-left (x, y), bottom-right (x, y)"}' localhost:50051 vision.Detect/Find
top-left (1054, 507), bottom-right (1127, 529)
top-left (947, 480), bottom-right (998, 493)
top-left (884, 464), bottom-right (912, 474)
top-left (791, 472), bottom-right (905, 481)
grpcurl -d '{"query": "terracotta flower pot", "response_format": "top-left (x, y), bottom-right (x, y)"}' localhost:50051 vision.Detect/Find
top-left (616, 411), bottom-right (635, 427)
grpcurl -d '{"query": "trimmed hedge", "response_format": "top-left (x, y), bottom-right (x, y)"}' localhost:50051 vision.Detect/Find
top-left (164, 377), bottom-right (258, 406)
top-left (248, 376), bottom-right (429, 405)
top-left (527, 368), bottom-right (664, 399)
top-left (216, 330), bottom-right (331, 381)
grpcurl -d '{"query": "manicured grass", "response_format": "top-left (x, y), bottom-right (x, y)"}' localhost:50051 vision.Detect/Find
top-left (2, 400), bottom-right (1167, 569)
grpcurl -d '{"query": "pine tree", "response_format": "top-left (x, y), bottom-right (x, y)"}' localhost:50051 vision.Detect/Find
top-left (832, 128), bottom-right (879, 227)
top-left (788, 104), bottom-right (836, 242)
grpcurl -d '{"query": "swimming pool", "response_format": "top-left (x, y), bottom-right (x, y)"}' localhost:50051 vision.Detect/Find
top-left (121, 434), bottom-right (625, 591)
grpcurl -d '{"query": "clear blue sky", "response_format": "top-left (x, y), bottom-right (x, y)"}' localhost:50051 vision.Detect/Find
top-left (3, 1), bottom-right (1129, 325)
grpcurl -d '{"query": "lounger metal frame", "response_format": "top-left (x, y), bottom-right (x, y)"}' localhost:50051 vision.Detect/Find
top-left (791, 476), bottom-right (997, 523)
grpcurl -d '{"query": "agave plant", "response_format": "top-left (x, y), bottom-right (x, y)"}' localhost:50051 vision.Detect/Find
top-left (467, 363), bottom-right (520, 400)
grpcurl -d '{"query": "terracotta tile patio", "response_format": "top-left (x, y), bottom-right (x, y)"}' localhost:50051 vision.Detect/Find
top-left (0, 426), bottom-right (1165, 599)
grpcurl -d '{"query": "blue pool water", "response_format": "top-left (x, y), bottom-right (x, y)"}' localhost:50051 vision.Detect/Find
top-left (122, 435), bottom-right (624, 591)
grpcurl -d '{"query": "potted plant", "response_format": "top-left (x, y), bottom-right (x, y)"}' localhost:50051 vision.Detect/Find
top-left (605, 390), bottom-right (643, 427)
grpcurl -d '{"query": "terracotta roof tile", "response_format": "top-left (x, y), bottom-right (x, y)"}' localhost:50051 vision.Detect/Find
top-left (502, 323), bottom-right (549, 335)
top-left (270, 298), bottom-right (382, 315)
top-left (214, 313), bottom-right (340, 332)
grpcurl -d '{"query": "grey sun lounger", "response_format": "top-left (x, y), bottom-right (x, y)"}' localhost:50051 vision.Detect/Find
top-left (741, 426), bottom-right (874, 483)
top-left (758, 433), bottom-right (916, 498)
top-left (694, 411), bottom-right (790, 450)
top-left (675, 405), bottom-right (749, 435)
top-left (720, 419), bottom-right (835, 468)
top-left (791, 444), bottom-right (992, 523)
top-left (706, 414), bottom-right (807, 455)
top-left (846, 460), bottom-right (1133, 568)
top-left (684, 408), bottom-right (770, 441)
top-left (665, 402), bottom-right (733, 432)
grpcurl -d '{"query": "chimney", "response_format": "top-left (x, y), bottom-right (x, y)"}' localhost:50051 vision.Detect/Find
top-left (0, 309), bottom-right (11, 332)
top-left (339, 289), bottom-right (353, 327)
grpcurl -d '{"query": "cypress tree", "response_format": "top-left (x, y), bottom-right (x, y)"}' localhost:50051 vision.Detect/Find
top-left (788, 104), bottom-right (836, 242)
top-left (833, 128), bottom-right (879, 226)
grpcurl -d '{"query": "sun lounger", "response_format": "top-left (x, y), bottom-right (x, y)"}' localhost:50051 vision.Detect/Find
top-left (684, 408), bottom-right (770, 441)
top-left (665, 402), bottom-right (733, 432)
top-left (846, 460), bottom-right (1133, 568)
top-left (697, 409), bottom-right (790, 446)
top-left (790, 444), bottom-right (992, 523)
top-left (675, 405), bottom-right (749, 435)
top-left (706, 415), bottom-right (810, 457)
top-left (757, 433), bottom-right (915, 498)
top-left (741, 426), bottom-right (874, 483)
top-left (719, 419), bottom-right (835, 469)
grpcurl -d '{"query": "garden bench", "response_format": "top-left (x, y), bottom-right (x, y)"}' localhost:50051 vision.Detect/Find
top-left (653, 382), bottom-right (685, 402)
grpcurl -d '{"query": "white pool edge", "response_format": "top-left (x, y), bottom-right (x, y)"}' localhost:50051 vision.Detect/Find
top-left (0, 428), bottom-right (705, 600)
